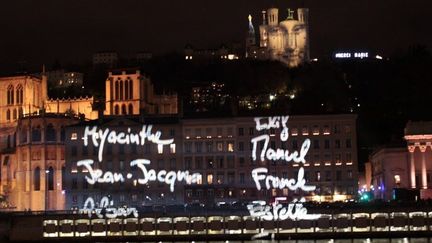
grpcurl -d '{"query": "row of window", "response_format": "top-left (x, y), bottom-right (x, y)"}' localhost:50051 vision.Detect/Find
top-left (6, 84), bottom-right (24, 105)
top-left (183, 138), bottom-right (352, 154)
top-left (19, 124), bottom-right (66, 144)
top-left (114, 79), bottom-right (133, 101)
top-left (113, 103), bottom-right (133, 115)
top-left (185, 124), bottom-right (352, 138)
top-left (4, 108), bottom-right (23, 121)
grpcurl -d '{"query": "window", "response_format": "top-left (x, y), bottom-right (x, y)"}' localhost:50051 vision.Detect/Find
top-left (170, 144), bottom-right (176, 153)
top-left (7, 85), bottom-right (14, 105)
top-left (313, 140), bottom-right (319, 149)
top-left (346, 139), bottom-right (352, 148)
top-left (217, 142), bottom-right (223, 152)
top-left (6, 109), bottom-right (10, 121)
top-left (227, 141), bottom-right (234, 152)
top-left (206, 142), bottom-right (213, 152)
top-left (335, 139), bottom-right (340, 149)
top-left (20, 128), bottom-right (28, 144)
top-left (324, 140), bottom-right (330, 149)
top-left (184, 157), bottom-right (192, 169)
top-left (292, 140), bottom-right (298, 150)
top-left (195, 142), bottom-right (202, 153)
top-left (114, 105), bottom-right (119, 115)
top-left (207, 173), bottom-right (213, 184)
top-left (184, 142), bottom-right (192, 153)
top-left (16, 84), bottom-right (23, 104)
top-left (394, 175), bottom-right (401, 185)
top-left (128, 103), bottom-right (133, 114)
top-left (34, 167), bottom-right (41, 191)
top-left (238, 128), bottom-right (244, 136)
top-left (206, 157), bottom-right (214, 168)
top-left (217, 156), bottom-right (224, 168)
top-left (46, 124), bottom-right (56, 142)
top-left (336, 171), bottom-right (342, 181)
top-left (60, 127), bottom-right (66, 141)
top-left (240, 173), bottom-right (245, 184)
top-left (238, 142), bottom-right (244, 151)
top-left (325, 171), bottom-right (332, 181)
top-left (227, 156), bottom-right (234, 168)
top-left (195, 157), bottom-right (203, 169)
top-left (239, 157), bottom-right (245, 167)
top-left (31, 126), bottom-right (41, 142)
top-left (249, 127), bottom-right (254, 135)
top-left (61, 166), bottom-right (66, 190)
top-left (121, 104), bottom-right (126, 115)
top-left (348, 170), bottom-right (353, 179)
top-left (316, 171), bottom-right (321, 181)
top-left (170, 159), bottom-right (176, 170)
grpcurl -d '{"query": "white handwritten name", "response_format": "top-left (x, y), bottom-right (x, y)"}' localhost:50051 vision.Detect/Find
top-left (251, 167), bottom-right (315, 191)
top-left (82, 125), bottom-right (174, 162)
top-left (79, 196), bottom-right (138, 219)
top-left (77, 159), bottom-right (201, 192)
top-left (247, 198), bottom-right (321, 221)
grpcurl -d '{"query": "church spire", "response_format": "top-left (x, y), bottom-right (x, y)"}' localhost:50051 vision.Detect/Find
top-left (248, 14), bottom-right (255, 35)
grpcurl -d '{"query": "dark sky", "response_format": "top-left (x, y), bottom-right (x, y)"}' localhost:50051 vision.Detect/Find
top-left (1, 0), bottom-right (431, 68)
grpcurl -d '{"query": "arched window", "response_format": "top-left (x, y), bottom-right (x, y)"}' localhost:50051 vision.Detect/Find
top-left (129, 79), bottom-right (133, 99)
top-left (18, 107), bottom-right (23, 118)
top-left (61, 166), bottom-right (66, 190)
top-left (48, 167), bottom-right (54, 190)
top-left (125, 80), bottom-right (129, 100)
top-left (16, 84), bottom-right (23, 104)
top-left (115, 80), bottom-right (119, 100)
top-left (114, 105), bottom-right (119, 115)
top-left (60, 126), bottom-right (65, 142)
top-left (6, 109), bottom-right (10, 121)
top-left (7, 85), bottom-right (14, 105)
top-left (119, 80), bottom-right (124, 100)
top-left (7, 135), bottom-right (11, 148)
top-left (46, 124), bottom-right (56, 142)
top-left (31, 125), bottom-right (41, 142)
top-left (20, 127), bottom-right (28, 144)
top-left (34, 167), bottom-right (41, 191)
top-left (13, 109), bottom-right (17, 120)
top-left (128, 103), bottom-right (133, 114)
top-left (121, 104), bottom-right (126, 115)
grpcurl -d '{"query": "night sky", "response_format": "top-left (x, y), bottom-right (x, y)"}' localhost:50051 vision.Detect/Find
top-left (1, 0), bottom-right (431, 67)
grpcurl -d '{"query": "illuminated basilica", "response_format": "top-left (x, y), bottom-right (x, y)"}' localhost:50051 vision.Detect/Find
top-left (246, 7), bottom-right (310, 67)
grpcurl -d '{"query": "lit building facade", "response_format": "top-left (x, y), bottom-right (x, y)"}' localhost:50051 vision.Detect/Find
top-left (0, 114), bottom-right (80, 211)
top-left (405, 121), bottom-right (432, 195)
top-left (370, 147), bottom-right (409, 200)
top-left (368, 121), bottom-right (432, 201)
top-left (63, 113), bottom-right (358, 210)
top-left (246, 7), bottom-right (310, 67)
top-left (104, 69), bottom-right (178, 116)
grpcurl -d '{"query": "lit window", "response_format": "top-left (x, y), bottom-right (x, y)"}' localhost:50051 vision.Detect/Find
top-left (217, 142), bottom-right (223, 152)
top-left (170, 144), bottom-right (176, 154)
top-left (157, 144), bottom-right (163, 154)
top-left (196, 174), bottom-right (202, 185)
top-left (394, 175), bottom-right (401, 185)
top-left (207, 173), bottom-right (213, 184)
top-left (227, 142), bottom-right (234, 152)
top-left (71, 133), bottom-right (77, 140)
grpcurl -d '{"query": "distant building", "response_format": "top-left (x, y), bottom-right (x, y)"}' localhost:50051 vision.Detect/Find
top-left (369, 121), bottom-right (432, 201)
top-left (184, 45), bottom-right (240, 61)
top-left (136, 52), bottom-right (152, 62)
top-left (104, 69), bottom-right (178, 116)
top-left (46, 70), bottom-right (83, 88)
top-left (92, 52), bottom-right (118, 66)
top-left (246, 8), bottom-right (310, 67)
top-left (191, 82), bottom-right (228, 111)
